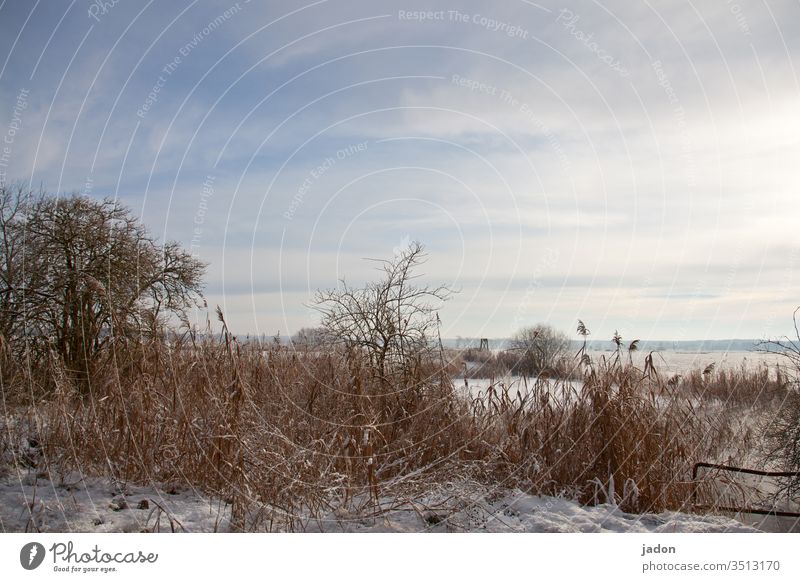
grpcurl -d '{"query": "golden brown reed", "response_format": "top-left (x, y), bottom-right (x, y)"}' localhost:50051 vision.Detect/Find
top-left (0, 327), bottom-right (786, 530)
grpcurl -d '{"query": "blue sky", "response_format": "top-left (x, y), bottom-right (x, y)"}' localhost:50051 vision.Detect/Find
top-left (1, 0), bottom-right (799, 340)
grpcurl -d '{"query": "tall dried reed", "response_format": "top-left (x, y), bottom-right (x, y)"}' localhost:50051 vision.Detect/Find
top-left (1, 327), bottom-right (779, 529)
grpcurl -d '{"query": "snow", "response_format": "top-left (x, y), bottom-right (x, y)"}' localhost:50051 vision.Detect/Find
top-left (456, 350), bottom-right (785, 399)
top-left (0, 469), bottom-right (231, 533)
top-left (0, 469), bottom-right (758, 533)
top-left (458, 376), bottom-right (583, 400)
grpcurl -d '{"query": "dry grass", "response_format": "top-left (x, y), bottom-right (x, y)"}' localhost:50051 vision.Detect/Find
top-left (463, 358), bottom-right (714, 513)
top-left (671, 363), bottom-right (788, 408)
top-left (0, 325), bottom-right (784, 530)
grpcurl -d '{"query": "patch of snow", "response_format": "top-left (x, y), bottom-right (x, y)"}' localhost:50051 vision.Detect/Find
top-left (0, 469), bottom-right (757, 533)
top-left (0, 470), bottom-right (230, 533)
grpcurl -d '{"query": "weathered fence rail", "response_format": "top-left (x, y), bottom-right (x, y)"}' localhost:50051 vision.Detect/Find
top-left (692, 461), bottom-right (800, 518)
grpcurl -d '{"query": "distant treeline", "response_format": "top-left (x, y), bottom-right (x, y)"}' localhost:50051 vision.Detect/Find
top-left (444, 337), bottom-right (761, 352)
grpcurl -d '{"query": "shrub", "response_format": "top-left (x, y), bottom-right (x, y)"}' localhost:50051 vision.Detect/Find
top-left (312, 241), bottom-right (454, 385)
top-left (759, 308), bottom-right (800, 493)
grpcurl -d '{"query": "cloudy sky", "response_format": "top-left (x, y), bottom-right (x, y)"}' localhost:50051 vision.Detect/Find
top-left (1, 0), bottom-right (798, 341)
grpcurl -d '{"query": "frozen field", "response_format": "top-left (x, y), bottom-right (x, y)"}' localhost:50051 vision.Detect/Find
top-left (595, 350), bottom-right (786, 376)
top-left (457, 350), bottom-right (787, 397)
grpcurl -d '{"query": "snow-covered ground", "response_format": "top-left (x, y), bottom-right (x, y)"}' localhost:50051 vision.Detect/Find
top-left (0, 469), bottom-right (758, 533)
top-left (0, 469), bottom-right (231, 533)
top-left (461, 350), bottom-right (783, 379)
top-left (456, 350), bottom-right (787, 399)
top-left (457, 376), bottom-right (584, 401)
top-left (614, 350), bottom-right (785, 375)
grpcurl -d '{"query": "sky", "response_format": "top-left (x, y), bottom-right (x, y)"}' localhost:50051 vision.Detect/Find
top-left (1, 0), bottom-right (798, 341)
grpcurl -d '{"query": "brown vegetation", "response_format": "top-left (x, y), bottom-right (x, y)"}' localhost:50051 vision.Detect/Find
top-left (2, 320), bottom-right (787, 530)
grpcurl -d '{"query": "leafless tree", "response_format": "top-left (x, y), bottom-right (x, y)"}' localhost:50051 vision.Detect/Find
top-left (312, 241), bottom-right (454, 383)
top-left (0, 183), bottom-right (33, 343)
top-left (0, 185), bottom-right (205, 381)
top-left (290, 326), bottom-right (331, 350)
top-left (758, 308), bottom-right (800, 494)
top-left (509, 323), bottom-right (570, 376)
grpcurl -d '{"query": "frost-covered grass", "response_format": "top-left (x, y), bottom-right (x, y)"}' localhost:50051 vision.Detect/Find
top-left (0, 331), bottom-right (791, 532)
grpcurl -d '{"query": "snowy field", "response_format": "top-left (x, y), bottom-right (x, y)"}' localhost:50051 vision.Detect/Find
top-left (599, 350), bottom-right (785, 376)
top-left (0, 470), bottom-right (757, 533)
top-left (458, 350), bottom-right (787, 397)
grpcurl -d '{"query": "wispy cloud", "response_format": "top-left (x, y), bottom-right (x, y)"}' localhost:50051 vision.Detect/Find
top-left (1, 0), bottom-right (798, 338)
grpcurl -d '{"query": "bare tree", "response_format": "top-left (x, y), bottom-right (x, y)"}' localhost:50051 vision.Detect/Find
top-left (312, 241), bottom-right (454, 383)
top-left (509, 323), bottom-right (570, 376)
top-left (0, 183), bottom-right (33, 342)
top-left (0, 185), bottom-right (205, 381)
top-left (758, 307), bottom-right (800, 494)
top-left (290, 326), bottom-right (331, 350)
